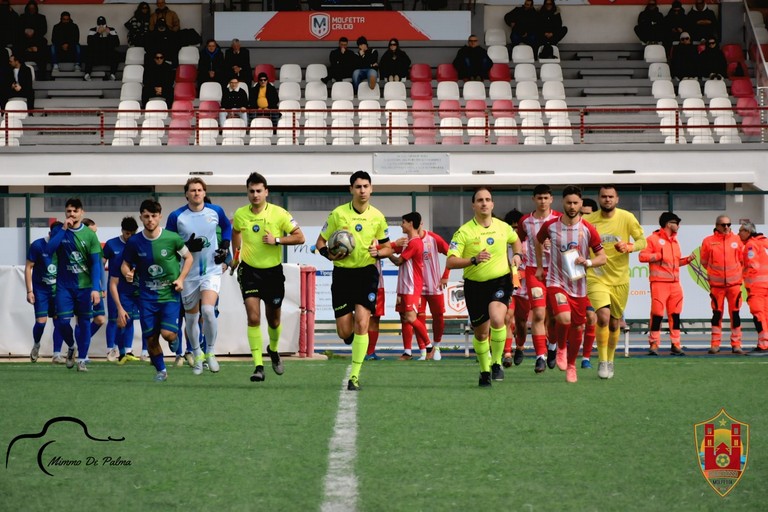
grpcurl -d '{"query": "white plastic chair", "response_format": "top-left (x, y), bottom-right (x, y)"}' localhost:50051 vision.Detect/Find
top-left (513, 63), bottom-right (537, 82)
top-left (644, 44), bottom-right (666, 63)
top-left (521, 117), bottom-right (545, 137)
top-left (548, 117), bottom-right (572, 137)
top-left (652, 80), bottom-right (675, 99)
top-left (196, 118), bottom-right (218, 145)
top-left (487, 45), bottom-right (510, 64)
top-left (279, 64), bottom-right (302, 83)
top-left (357, 84), bottom-right (381, 100)
top-left (682, 98), bottom-right (706, 119)
top-left (200, 82), bottom-right (223, 102)
top-left (385, 117), bottom-right (409, 139)
top-left (331, 99), bottom-right (355, 120)
top-left (122, 64), bottom-right (144, 84)
top-left (111, 137), bottom-right (134, 146)
top-left (177, 46), bottom-right (199, 65)
top-left (703, 79), bottom-right (728, 99)
top-left (709, 97), bottom-right (732, 118)
top-left (304, 100), bottom-right (328, 121)
top-left (383, 81), bottom-right (407, 101)
top-left (359, 136), bottom-right (382, 145)
top-left (249, 118), bottom-right (273, 145)
top-left (523, 135), bottom-right (547, 145)
top-left (222, 118), bottom-right (246, 141)
top-left (493, 117), bottom-right (518, 137)
top-left (331, 81), bottom-right (354, 101)
top-left (384, 100), bottom-right (408, 121)
top-left (539, 63), bottom-right (563, 82)
top-left (0, 117), bottom-right (23, 141)
top-left (466, 117), bottom-right (489, 137)
top-left (278, 100), bottom-right (302, 123)
top-left (114, 118), bottom-right (138, 140)
top-left (551, 135), bottom-right (574, 145)
top-left (303, 117), bottom-right (327, 139)
top-left (120, 82), bottom-right (142, 102)
top-left (305, 63), bottom-right (328, 82)
top-left (713, 115), bottom-right (738, 136)
top-left (678, 79), bottom-right (702, 99)
top-left (358, 118), bottom-right (382, 138)
top-left (511, 45), bottom-right (535, 64)
top-left (489, 81), bottom-right (513, 101)
top-left (278, 82), bottom-right (302, 102)
top-left (387, 136), bottom-right (410, 145)
top-left (664, 135), bottom-right (687, 144)
top-left (439, 117), bottom-right (463, 137)
top-left (541, 81), bottom-right (566, 100)
top-left (332, 137), bottom-right (355, 145)
top-left (515, 81), bottom-right (539, 101)
top-left (545, 99), bottom-right (569, 119)
top-left (686, 116), bottom-right (711, 136)
top-left (331, 117), bottom-right (354, 139)
top-left (485, 28), bottom-right (507, 46)
top-left (648, 62), bottom-right (671, 81)
top-left (517, 99), bottom-right (542, 120)
top-left (276, 116), bottom-right (300, 139)
top-left (276, 137), bottom-right (298, 146)
top-left (719, 135), bottom-right (742, 144)
top-left (692, 135), bottom-right (715, 144)
top-left (140, 117), bottom-right (165, 143)
top-left (656, 98), bottom-right (679, 119)
top-left (117, 100), bottom-right (142, 121)
top-left (4, 99), bottom-right (29, 121)
top-left (249, 136), bottom-right (272, 146)
top-left (125, 47), bottom-right (145, 66)
top-left (357, 100), bottom-right (381, 121)
top-left (436, 81), bottom-right (460, 101)
top-left (144, 99), bottom-right (168, 120)
top-left (303, 137), bottom-right (326, 146)
top-left (463, 81), bottom-right (486, 100)
top-left (304, 81), bottom-right (328, 101)
top-left (659, 116), bottom-right (680, 136)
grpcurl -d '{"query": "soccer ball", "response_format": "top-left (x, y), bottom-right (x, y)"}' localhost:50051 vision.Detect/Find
top-left (328, 230), bottom-right (355, 257)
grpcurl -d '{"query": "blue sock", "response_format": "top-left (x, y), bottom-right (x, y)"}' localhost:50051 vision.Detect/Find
top-left (53, 324), bottom-right (64, 353)
top-left (150, 353), bottom-right (166, 372)
top-left (90, 321), bottom-right (102, 336)
top-left (106, 321), bottom-right (117, 349)
top-left (33, 322), bottom-right (45, 344)
top-left (55, 318), bottom-right (75, 348)
top-left (123, 323), bottom-right (134, 353)
top-left (75, 318), bottom-right (91, 360)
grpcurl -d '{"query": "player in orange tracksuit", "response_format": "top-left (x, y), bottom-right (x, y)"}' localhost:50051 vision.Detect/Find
top-left (638, 212), bottom-right (694, 356)
top-left (699, 215), bottom-right (745, 354)
top-left (737, 222), bottom-right (768, 353)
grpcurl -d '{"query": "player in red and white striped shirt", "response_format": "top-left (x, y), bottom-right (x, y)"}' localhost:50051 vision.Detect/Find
top-left (503, 209), bottom-right (530, 368)
top-left (536, 186), bottom-right (606, 383)
top-left (516, 185), bottom-right (561, 373)
top-left (389, 212), bottom-right (432, 359)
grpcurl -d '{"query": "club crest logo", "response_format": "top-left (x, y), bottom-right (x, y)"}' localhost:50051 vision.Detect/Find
top-left (694, 408), bottom-right (749, 497)
top-left (253, 225), bottom-right (260, 232)
top-left (309, 13), bottom-right (330, 40)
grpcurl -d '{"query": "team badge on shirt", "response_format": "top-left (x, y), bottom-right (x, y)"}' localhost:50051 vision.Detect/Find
top-left (355, 224), bottom-right (363, 232)
top-left (487, 237), bottom-right (495, 245)
top-left (253, 225), bottom-right (260, 232)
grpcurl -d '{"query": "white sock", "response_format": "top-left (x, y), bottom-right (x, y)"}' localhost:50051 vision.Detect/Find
top-left (184, 312), bottom-right (201, 352)
top-left (201, 305), bottom-right (217, 352)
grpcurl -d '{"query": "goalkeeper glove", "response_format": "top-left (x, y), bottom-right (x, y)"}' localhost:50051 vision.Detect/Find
top-left (185, 233), bottom-right (205, 252)
top-left (214, 239), bottom-right (230, 265)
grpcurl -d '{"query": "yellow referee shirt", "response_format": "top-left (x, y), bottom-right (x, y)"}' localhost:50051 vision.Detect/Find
top-left (233, 203), bottom-right (298, 269)
top-left (321, 201), bottom-right (389, 269)
top-left (447, 217), bottom-right (519, 282)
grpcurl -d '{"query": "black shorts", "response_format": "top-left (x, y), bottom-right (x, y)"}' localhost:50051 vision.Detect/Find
top-left (237, 262), bottom-right (285, 307)
top-left (331, 265), bottom-right (379, 318)
top-left (464, 274), bottom-right (512, 328)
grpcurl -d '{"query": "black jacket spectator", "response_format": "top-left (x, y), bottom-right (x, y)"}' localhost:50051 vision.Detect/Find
top-left (18, 1), bottom-right (46, 40)
top-left (379, 38), bottom-right (411, 82)
top-left (7, 54), bottom-right (35, 110)
top-left (504, 0), bottom-right (539, 47)
top-left (198, 39), bottom-right (226, 87)
top-left (664, 1), bottom-right (688, 48)
top-left (699, 39), bottom-right (727, 79)
top-left (538, 0), bottom-right (567, 46)
top-left (142, 53), bottom-right (174, 105)
top-left (144, 19), bottom-right (179, 66)
top-left (84, 17), bottom-right (119, 78)
top-left (124, 2), bottom-right (151, 47)
top-left (51, 12), bottom-right (81, 66)
top-left (224, 40), bottom-right (252, 84)
top-left (0, 0), bottom-right (20, 49)
top-left (634, 0), bottom-right (665, 44)
top-left (250, 72), bottom-right (279, 127)
top-left (327, 38), bottom-right (357, 82)
top-left (670, 33), bottom-right (700, 79)
top-left (453, 35), bottom-right (491, 81)
top-left (687, 0), bottom-right (718, 42)
top-left (221, 83), bottom-right (248, 111)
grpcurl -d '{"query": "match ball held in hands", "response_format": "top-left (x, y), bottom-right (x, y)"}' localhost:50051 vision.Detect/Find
top-left (328, 229), bottom-right (356, 257)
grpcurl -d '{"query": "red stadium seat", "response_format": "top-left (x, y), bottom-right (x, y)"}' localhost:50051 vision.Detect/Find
top-left (491, 99), bottom-right (515, 118)
top-left (436, 63), bottom-right (458, 82)
top-left (411, 99), bottom-right (434, 119)
top-left (169, 118), bottom-right (193, 139)
top-left (410, 81), bottom-right (433, 100)
top-left (469, 136), bottom-right (489, 145)
top-left (736, 96), bottom-right (758, 117)
top-left (413, 117), bottom-right (437, 136)
top-left (741, 115), bottom-right (762, 136)
top-left (175, 64), bottom-right (197, 83)
top-left (409, 63), bottom-right (432, 82)
top-left (464, 99), bottom-right (486, 119)
top-left (721, 44), bottom-right (745, 63)
top-left (253, 64), bottom-right (277, 83)
top-left (730, 78), bottom-right (754, 98)
top-left (171, 100), bottom-right (194, 120)
top-left (488, 63), bottom-right (511, 82)
top-left (198, 100), bottom-right (221, 119)
top-left (496, 136), bottom-right (519, 145)
top-left (438, 100), bottom-right (461, 119)
top-left (727, 61), bottom-right (749, 79)
top-left (174, 82), bottom-right (197, 101)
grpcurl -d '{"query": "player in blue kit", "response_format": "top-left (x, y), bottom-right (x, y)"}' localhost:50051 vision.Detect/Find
top-left (104, 216), bottom-right (141, 364)
top-left (120, 199), bottom-right (193, 382)
top-left (46, 199), bottom-right (104, 372)
top-left (166, 178), bottom-right (232, 375)
top-left (25, 221), bottom-right (65, 363)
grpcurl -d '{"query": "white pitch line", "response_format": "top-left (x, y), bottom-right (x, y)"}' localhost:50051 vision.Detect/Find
top-left (321, 366), bottom-right (359, 512)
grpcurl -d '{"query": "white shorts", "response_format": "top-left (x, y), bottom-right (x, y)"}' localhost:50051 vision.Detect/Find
top-left (182, 275), bottom-right (222, 310)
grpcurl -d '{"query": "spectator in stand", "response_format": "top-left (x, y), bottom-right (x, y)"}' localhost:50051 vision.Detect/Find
top-left (124, 2), bottom-right (152, 48)
top-left (150, 0), bottom-right (180, 32)
top-left (250, 71), bottom-right (279, 127)
top-left (670, 32), bottom-right (700, 80)
top-left (145, 17), bottom-right (179, 67)
top-left (224, 39), bottom-right (251, 85)
top-left (504, 0), bottom-right (539, 48)
top-left (634, 0), bottom-right (665, 45)
top-left (19, 1), bottom-right (46, 41)
top-left (50, 11), bottom-right (81, 72)
top-left (687, 0), bottom-right (718, 43)
top-left (699, 37), bottom-right (727, 80)
top-left (0, 0), bottom-right (20, 50)
top-left (142, 50), bottom-right (174, 106)
top-left (452, 34), bottom-right (491, 81)
top-left (538, 0), bottom-right (567, 46)
top-left (219, 76), bottom-right (248, 126)
top-left (7, 53), bottom-right (35, 111)
top-left (198, 39), bottom-right (225, 88)
top-left (664, 1), bottom-right (688, 51)
top-left (84, 16), bottom-right (119, 81)
top-left (352, 36), bottom-right (378, 92)
top-left (379, 38), bottom-right (411, 82)
top-left (325, 37), bottom-right (357, 85)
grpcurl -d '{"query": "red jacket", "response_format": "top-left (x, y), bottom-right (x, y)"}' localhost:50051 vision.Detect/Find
top-left (639, 228), bottom-right (691, 282)
top-left (700, 230), bottom-right (743, 287)
top-left (742, 233), bottom-right (768, 289)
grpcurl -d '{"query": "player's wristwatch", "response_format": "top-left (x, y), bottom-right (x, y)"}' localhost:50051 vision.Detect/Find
top-left (470, 256), bottom-right (478, 266)
top-left (275, 237), bottom-right (281, 245)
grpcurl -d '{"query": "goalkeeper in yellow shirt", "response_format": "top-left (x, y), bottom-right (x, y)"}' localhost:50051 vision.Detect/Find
top-left (583, 185), bottom-right (646, 380)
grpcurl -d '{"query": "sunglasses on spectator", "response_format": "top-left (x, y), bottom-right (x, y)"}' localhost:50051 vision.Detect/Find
top-left (708, 41), bottom-right (717, 45)
top-left (259, 78), bottom-right (268, 82)
top-left (154, 55), bottom-right (164, 59)
top-left (389, 42), bottom-right (397, 46)
top-left (718, 223), bottom-right (731, 227)
top-left (468, 39), bottom-right (478, 43)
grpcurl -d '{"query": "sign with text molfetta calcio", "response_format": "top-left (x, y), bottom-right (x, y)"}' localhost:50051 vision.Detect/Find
top-left (693, 408), bottom-right (749, 497)
top-left (255, 12), bottom-right (429, 41)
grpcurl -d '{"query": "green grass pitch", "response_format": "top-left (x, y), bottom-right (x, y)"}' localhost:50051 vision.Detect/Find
top-left (1, 356), bottom-right (765, 511)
